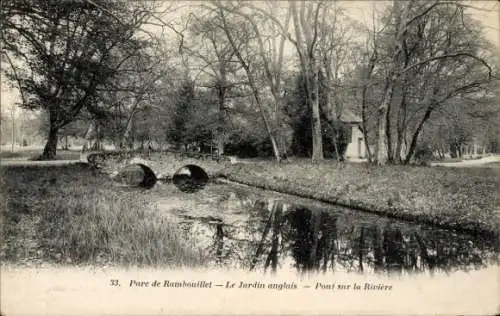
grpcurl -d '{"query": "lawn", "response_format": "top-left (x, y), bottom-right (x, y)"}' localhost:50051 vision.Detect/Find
top-left (0, 163), bottom-right (203, 267)
top-left (217, 160), bottom-right (500, 238)
top-left (484, 161), bottom-right (500, 169)
top-left (0, 148), bottom-right (82, 161)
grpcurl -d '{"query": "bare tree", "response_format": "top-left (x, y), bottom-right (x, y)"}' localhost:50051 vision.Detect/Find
top-left (250, 0), bottom-right (353, 162)
top-left (206, 0), bottom-right (284, 162)
top-left (288, 1), bottom-right (325, 163)
top-left (368, 0), bottom-right (497, 165)
top-left (182, 8), bottom-right (243, 156)
top-left (233, 1), bottom-right (292, 159)
top-left (316, 3), bottom-right (353, 160)
top-left (354, 4), bottom-right (389, 163)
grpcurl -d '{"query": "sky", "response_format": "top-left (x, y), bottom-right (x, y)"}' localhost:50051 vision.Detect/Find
top-left (1, 0), bottom-right (499, 117)
top-left (341, 1), bottom-right (499, 47)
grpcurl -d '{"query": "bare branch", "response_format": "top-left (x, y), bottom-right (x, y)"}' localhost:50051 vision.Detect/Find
top-left (401, 52), bottom-right (494, 79)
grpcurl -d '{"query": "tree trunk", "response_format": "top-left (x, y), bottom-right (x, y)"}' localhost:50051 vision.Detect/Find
top-left (217, 134), bottom-right (224, 156)
top-left (269, 133), bottom-right (281, 162)
top-left (395, 91), bottom-right (407, 164)
top-left (289, 1), bottom-right (323, 163)
top-left (92, 124), bottom-right (102, 151)
top-left (273, 97), bottom-right (287, 159)
top-left (123, 114), bottom-right (134, 150)
top-left (11, 108), bottom-right (15, 152)
top-left (250, 89), bottom-right (281, 162)
top-left (311, 104), bottom-right (323, 162)
top-left (332, 126), bottom-right (340, 161)
top-left (323, 55), bottom-right (341, 162)
top-left (217, 85), bottom-right (226, 156)
top-left (311, 67), bottom-right (323, 163)
top-left (41, 126), bottom-right (59, 160)
top-left (361, 70), bottom-right (374, 163)
top-left (385, 97), bottom-right (393, 163)
top-left (404, 106), bottom-right (433, 164)
top-left (376, 77), bottom-right (395, 165)
top-left (376, 0), bottom-right (406, 165)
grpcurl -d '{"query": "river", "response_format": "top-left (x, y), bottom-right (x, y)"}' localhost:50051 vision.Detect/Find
top-left (136, 179), bottom-right (499, 276)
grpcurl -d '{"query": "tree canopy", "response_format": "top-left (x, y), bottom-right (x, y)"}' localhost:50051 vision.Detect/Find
top-left (1, 0), bottom-right (156, 158)
top-left (1, 0), bottom-right (498, 163)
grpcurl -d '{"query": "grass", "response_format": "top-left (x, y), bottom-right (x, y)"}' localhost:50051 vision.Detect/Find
top-left (29, 150), bottom-right (82, 161)
top-left (0, 148), bottom-right (82, 161)
top-left (0, 151), bottom-right (32, 159)
top-left (484, 161), bottom-right (500, 168)
top-left (217, 160), bottom-right (500, 238)
top-left (0, 163), bottom-right (203, 268)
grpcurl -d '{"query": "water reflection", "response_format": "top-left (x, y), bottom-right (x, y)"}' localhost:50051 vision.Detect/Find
top-left (177, 199), bottom-right (498, 275)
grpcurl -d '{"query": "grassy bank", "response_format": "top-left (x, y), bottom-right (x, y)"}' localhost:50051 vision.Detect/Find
top-left (218, 161), bottom-right (500, 238)
top-left (0, 164), bottom-right (203, 267)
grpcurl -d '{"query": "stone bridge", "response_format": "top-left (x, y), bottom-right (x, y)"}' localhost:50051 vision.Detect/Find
top-left (81, 150), bottom-right (232, 183)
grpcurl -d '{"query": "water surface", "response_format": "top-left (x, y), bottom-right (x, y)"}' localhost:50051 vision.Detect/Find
top-left (150, 182), bottom-right (498, 275)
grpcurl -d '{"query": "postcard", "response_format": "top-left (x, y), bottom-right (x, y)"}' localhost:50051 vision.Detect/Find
top-left (1, 1), bottom-right (499, 315)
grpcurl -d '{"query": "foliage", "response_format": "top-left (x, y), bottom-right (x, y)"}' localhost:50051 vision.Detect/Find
top-left (284, 71), bottom-right (350, 159)
top-left (166, 78), bottom-right (195, 146)
top-left (162, 79), bottom-right (225, 150)
top-left (224, 131), bottom-right (274, 158)
top-left (1, 0), bottom-right (155, 158)
top-left (2, 1), bottom-right (498, 163)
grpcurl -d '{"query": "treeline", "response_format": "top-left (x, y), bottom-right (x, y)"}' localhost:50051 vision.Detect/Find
top-left (1, 0), bottom-right (498, 163)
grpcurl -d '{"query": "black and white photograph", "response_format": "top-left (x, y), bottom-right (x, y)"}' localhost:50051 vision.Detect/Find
top-left (1, 0), bottom-right (499, 315)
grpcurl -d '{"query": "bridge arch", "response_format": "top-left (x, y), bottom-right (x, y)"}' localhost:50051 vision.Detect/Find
top-left (85, 151), bottom-right (222, 191)
top-left (111, 163), bottom-right (158, 189)
top-left (134, 163), bottom-right (157, 189)
top-left (173, 164), bottom-right (209, 193)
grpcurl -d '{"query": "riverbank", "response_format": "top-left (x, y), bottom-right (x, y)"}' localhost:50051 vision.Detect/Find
top-left (0, 164), bottom-right (203, 267)
top-left (217, 161), bottom-right (500, 238)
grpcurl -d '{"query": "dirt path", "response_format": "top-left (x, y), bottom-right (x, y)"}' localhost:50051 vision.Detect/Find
top-left (430, 155), bottom-right (500, 167)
